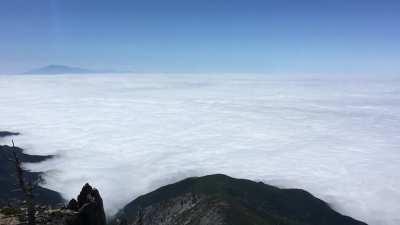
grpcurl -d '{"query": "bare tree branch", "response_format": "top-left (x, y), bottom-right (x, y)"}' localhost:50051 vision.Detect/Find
top-left (7, 139), bottom-right (36, 225)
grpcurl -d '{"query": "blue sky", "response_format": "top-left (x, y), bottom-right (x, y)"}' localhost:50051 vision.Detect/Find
top-left (1, 0), bottom-right (399, 74)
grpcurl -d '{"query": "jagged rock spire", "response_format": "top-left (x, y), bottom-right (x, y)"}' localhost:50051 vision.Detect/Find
top-left (66, 183), bottom-right (106, 225)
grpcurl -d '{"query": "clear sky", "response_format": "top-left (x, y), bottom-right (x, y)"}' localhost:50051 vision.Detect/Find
top-left (1, 0), bottom-right (399, 75)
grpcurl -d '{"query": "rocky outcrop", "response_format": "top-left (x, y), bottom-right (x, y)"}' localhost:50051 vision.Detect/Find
top-left (0, 183), bottom-right (106, 225)
top-left (114, 174), bottom-right (368, 225)
top-left (65, 183), bottom-right (106, 225)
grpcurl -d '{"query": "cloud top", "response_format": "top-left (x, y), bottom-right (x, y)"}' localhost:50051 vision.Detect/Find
top-left (0, 73), bottom-right (399, 225)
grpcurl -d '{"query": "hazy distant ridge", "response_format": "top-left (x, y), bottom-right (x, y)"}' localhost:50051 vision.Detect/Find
top-left (24, 65), bottom-right (96, 74)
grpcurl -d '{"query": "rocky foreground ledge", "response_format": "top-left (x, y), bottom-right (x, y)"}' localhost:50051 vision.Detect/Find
top-left (0, 183), bottom-right (105, 225)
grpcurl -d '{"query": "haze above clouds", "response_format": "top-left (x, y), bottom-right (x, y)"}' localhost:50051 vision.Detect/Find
top-left (0, 74), bottom-right (399, 225)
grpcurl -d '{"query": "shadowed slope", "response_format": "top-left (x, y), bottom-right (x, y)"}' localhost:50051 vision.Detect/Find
top-left (0, 131), bottom-right (63, 206)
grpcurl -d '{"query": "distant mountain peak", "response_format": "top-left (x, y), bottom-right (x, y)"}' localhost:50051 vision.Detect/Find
top-left (24, 65), bottom-right (96, 75)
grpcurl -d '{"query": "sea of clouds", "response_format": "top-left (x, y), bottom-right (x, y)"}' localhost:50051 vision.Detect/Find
top-left (0, 73), bottom-right (399, 225)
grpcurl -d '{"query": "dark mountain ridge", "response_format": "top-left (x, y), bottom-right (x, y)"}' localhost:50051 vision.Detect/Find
top-left (114, 174), bottom-right (367, 225)
top-left (0, 131), bottom-right (20, 138)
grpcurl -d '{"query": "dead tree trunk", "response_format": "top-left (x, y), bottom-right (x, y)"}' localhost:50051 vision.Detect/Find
top-left (10, 140), bottom-right (36, 225)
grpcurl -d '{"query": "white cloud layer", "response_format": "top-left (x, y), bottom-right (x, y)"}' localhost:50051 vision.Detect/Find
top-left (0, 74), bottom-right (399, 225)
